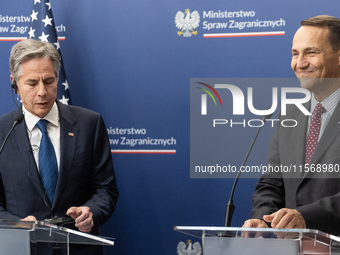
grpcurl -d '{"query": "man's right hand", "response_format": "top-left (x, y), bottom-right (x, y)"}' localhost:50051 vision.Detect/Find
top-left (242, 219), bottom-right (268, 228)
top-left (241, 219), bottom-right (268, 238)
top-left (16, 215), bottom-right (37, 229)
top-left (21, 215), bottom-right (37, 221)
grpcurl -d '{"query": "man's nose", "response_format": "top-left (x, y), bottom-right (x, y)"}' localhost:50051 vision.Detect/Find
top-left (37, 82), bottom-right (47, 95)
top-left (296, 55), bottom-right (309, 69)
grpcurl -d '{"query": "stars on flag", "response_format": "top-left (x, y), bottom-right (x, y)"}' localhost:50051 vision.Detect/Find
top-left (59, 95), bottom-right (70, 105)
top-left (38, 32), bottom-right (49, 42)
top-left (46, 2), bottom-right (51, 10)
top-left (28, 0), bottom-right (72, 105)
top-left (42, 15), bottom-right (53, 27)
top-left (62, 80), bottom-right (69, 90)
top-left (28, 27), bottom-right (35, 38)
top-left (31, 10), bottom-right (38, 22)
top-left (54, 40), bottom-right (60, 50)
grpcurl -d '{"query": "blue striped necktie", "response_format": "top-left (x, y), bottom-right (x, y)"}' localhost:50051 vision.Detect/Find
top-left (36, 119), bottom-right (58, 204)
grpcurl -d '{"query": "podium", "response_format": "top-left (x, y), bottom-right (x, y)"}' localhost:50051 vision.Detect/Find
top-left (174, 226), bottom-right (340, 255)
top-left (0, 219), bottom-right (114, 255)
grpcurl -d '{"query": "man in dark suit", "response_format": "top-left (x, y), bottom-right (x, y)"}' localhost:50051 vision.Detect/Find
top-left (243, 15), bottom-right (340, 235)
top-left (0, 39), bottom-right (118, 254)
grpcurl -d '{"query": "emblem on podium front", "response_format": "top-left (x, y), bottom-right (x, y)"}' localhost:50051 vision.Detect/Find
top-left (177, 239), bottom-right (202, 255)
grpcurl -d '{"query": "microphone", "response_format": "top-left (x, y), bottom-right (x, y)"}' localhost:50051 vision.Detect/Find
top-left (0, 113), bottom-right (24, 155)
top-left (224, 110), bottom-right (273, 227)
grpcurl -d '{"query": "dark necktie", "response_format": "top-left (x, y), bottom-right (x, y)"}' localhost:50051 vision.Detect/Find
top-left (36, 119), bottom-right (58, 204)
top-left (305, 103), bottom-right (325, 165)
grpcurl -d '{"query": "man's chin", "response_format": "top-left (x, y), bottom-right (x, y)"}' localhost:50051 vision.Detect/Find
top-left (34, 108), bottom-right (52, 118)
top-left (35, 112), bottom-right (49, 118)
top-left (299, 77), bottom-right (321, 90)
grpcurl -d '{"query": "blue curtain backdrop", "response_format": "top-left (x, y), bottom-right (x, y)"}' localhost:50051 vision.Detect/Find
top-left (0, 0), bottom-right (339, 254)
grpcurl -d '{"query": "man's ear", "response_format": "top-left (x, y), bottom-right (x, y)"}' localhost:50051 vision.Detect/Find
top-left (10, 75), bottom-right (18, 94)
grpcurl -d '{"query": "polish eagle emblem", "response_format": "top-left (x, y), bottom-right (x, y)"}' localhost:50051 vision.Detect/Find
top-left (175, 9), bottom-right (200, 37)
top-left (177, 239), bottom-right (202, 255)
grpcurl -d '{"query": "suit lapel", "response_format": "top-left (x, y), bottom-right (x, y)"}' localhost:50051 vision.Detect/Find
top-left (285, 101), bottom-right (310, 180)
top-left (308, 101), bottom-right (340, 163)
top-left (301, 100), bottom-right (340, 179)
top-left (9, 109), bottom-right (47, 202)
top-left (52, 102), bottom-right (78, 208)
top-left (294, 106), bottom-right (309, 172)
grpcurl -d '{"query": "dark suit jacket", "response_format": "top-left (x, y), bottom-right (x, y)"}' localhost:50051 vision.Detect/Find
top-left (251, 100), bottom-right (340, 235)
top-left (0, 101), bottom-right (118, 254)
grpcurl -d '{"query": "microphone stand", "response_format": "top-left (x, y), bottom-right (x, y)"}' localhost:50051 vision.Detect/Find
top-left (0, 113), bottom-right (24, 155)
top-left (224, 112), bottom-right (273, 227)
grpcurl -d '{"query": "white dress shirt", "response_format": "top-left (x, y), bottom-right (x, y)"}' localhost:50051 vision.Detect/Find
top-left (23, 102), bottom-right (60, 171)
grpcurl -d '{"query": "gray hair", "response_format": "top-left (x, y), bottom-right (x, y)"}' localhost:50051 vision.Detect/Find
top-left (9, 39), bottom-right (61, 82)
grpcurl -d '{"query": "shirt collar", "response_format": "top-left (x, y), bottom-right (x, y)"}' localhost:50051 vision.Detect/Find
top-left (23, 102), bottom-right (59, 132)
top-left (311, 88), bottom-right (340, 115)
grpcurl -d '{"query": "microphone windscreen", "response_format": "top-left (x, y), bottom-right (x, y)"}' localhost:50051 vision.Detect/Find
top-left (15, 113), bottom-right (24, 124)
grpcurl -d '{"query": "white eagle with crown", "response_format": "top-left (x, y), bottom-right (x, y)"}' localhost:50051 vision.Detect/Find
top-left (175, 9), bottom-right (200, 37)
top-left (177, 239), bottom-right (202, 255)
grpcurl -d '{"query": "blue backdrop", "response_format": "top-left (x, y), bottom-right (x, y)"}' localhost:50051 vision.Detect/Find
top-left (0, 0), bottom-right (339, 254)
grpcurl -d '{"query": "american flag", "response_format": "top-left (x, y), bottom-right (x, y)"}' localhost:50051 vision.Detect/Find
top-left (27, 0), bottom-right (72, 105)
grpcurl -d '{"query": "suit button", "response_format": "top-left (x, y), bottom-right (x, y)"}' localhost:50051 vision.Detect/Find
top-left (297, 203), bottom-right (302, 207)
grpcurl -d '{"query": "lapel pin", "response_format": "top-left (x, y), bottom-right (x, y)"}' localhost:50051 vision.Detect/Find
top-left (68, 132), bottom-right (74, 137)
